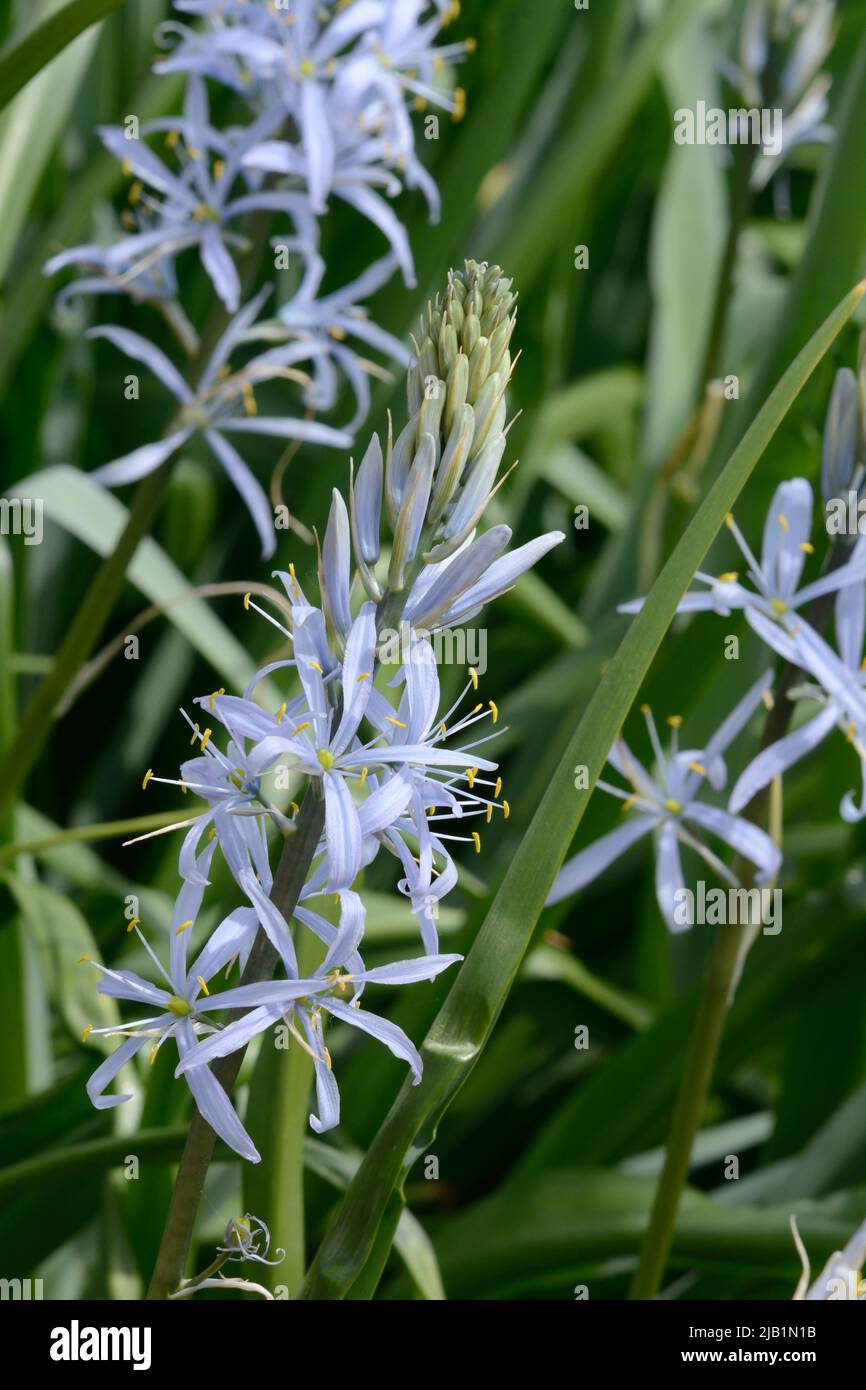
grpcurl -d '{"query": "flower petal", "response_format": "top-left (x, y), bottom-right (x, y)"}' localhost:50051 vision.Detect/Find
top-left (546, 815), bottom-right (655, 904)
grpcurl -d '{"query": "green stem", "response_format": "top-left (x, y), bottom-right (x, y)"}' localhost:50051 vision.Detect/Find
top-left (145, 790), bottom-right (325, 1300)
top-left (628, 915), bottom-right (749, 1298)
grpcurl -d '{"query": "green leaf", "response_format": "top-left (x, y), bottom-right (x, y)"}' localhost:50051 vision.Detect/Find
top-left (0, 0), bottom-right (128, 113)
top-left (297, 280), bottom-right (866, 1300)
top-left (5, 467), bottom-right (277, 697)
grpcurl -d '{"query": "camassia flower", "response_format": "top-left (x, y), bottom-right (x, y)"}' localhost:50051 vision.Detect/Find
top-left (729, 577), bottom-right (866, 822)
top-left (547, 675), bottom-right (782, 932)
top-left (619, 480), bottom-right (866, 638)
top-left (86, 288), bottom-right (352, 557)
top-left (81, 845), bottom-right (266, 1162)
top-left (176, 868), bottom-right (461, 1135)
top-left (792, 1213), bottom-right (866, 1300)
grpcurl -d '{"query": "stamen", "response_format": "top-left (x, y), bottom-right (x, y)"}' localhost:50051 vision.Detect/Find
top-left (81, 1024), bottom-right (93, 1043)
top-left (489, 700), bottom-right (499, 723)
top-left (175, 919), bottom-right (194, 936)
top-left (209, 687), bottom-right (225, 711)
top-left (485, 803), bottom-right (493, 823)
top-left (199, 728), bottom-right (213, 751)
top-left (800, 541), bottom-right (814, 554)
top-left (310, 660), bottom-right (324, 675)
top-left (770, 598), bottom-right (788, 615)
top-left (385, 716), bottom-right (407, 728)
top-left (466, 768), bottom-right (477, 789)
top-left (762, 689), bottom-right (775, 710)
top-left (718, 572), bottom-right (739, 583)
top-left (664, 798), bottom-right (682, 815)
top-left (468, 667), bottom-right (478, 689)
top-left (197, 976), bottom-right (210, 997)
top-left (471, 831), bottom-right (481, 853)
top-left (77, 956), bottom-right (92, 964)
top-left (440, 722), bottom-right (447, 737)
top-left (688, 761), bottom-right (706, 776)
top-left (777, 513), bottom-right (789, 532)
top-left (126, 917), bottom-right (141, 934)
top-left (189, 722), bottom-right (201, 745)
top-left (502, 800), bottom-right (510, 819)
top-left (666, 715), bottom-right (683, 728)
top-left (293, 721), bottom-right (312, 735)
top-left (359, 767), bottom-right (368, 791)
top-left (142, 768), bottom-right (154, 790)
top-left (276, 703), bottom-right (287, 724)
top-left (243, 593), bottom-right (251, 610)
top-left (290, 801), bottom-right (300, 815)
top-left (621, 794), bottom-right (639, 813)
top-left (357, 672), bottom-right (371, 682)
top-left (472, 703), bottom-right (483, 714)
top-left (494, 777), bottom-right (502, 797)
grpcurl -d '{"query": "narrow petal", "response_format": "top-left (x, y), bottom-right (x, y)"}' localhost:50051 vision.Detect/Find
top-left (324, 772), bottom-right (363, 891)
top-left (323, 997), bottom-right (423, 1082)
top-left (86, 1036), bottom-right (147, 1110)
top-left (728, 707), bottom-right (837, 813)
top-left (205, 430), bottom-right (275, 559)
top-left (686, 801), bottom-right (782, 883)
top-left (177, 1019), bottom-right (260, 1162)
top-left (87, 325), bottom-right (193, 403)
top-left (655, 821), bottom-right (689, 933)
top-left (200, 226), bottom-right (241, 312)
top-left (546, 815), bottom-right (655, 904)
top-left (91, 428), bottom-right (191, 487)
top-left (332, 602), bottom-right (378, 754)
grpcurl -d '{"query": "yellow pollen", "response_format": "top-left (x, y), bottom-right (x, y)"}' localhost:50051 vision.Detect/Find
top-left (489, 700), bottom-right (499, 723)
top-left (639, 703), bottom-right (650, 714)
top-left (665, 798), bottom-right (682, 815)
top-left (121, 159), bottom-right (133, 177)
top-left (241, 381), bottom-right (258, 416)
top-left (466, 768), bottom-right (477, 789)
top-left (359, 767), bottom-right (368, 791)
top-left (846, 723), bottom-right (856, 743)
top-left (357, 672), bottom-right (371, 682)
top-left (724, 512), bottom-right (734, 528)
top-left (666, 715), bottom-right (683, 728)
top-left (440, 722), bottom-right (447, 737)
top-left (165, 129), bottom-right (180, 149)
top-left (486, 803), bottom-right (493, 823)
top-left (468, 667), bottom-right (478, 690)
top-left (199, 727), bottom-right (213, 751)
top-left (502, 800), bottom-right (510, 819)
top-left (688, 761), bottom-right (706, 776)
top-left (385, 716), bottom-right (407, 728)
top-left (197, 976), bottom-right (210, 997)
top-left (293, 721), bottom-right (312, 735)
top-left (621, 794), bottom-right (639, 813)
top-left (209, 687), bottom-right (225, 710)
top-left (126, 918), bottom-right (141, 934)
top-left (213, 158), bottom-right (225, 181)
top-left (300, 57), bottom-right (315, 77)
top-left (189, 723), bottom-right (201, 745)
top-left (472, 702), bottom-right (483, 714)
top-left (175, 919), bottom-right (194, 936)
top-left (276, 703), bottom-right (287, 724)
top-left (80, 1024), bottom-right (93, 1043)
top-left (290, 801), bottom-right (300, 815)
top-left (718, 571), bottom-right (739, 583)
top-left (128, 180), bottom-right (143, 206)
top-left (243, 592), bottom-right (251, 610)
top-left (317, 749), bottom-right (335, 771)
top-left (494, 777), bottom-right (502, 797)
top-left (310, 660), bottom-right (324, 675)
top-left (770, 598), bottom-right (788, 615)
top-left (800, 541), bottom-right (814, 554)
top-left (466, 36), bottom-right (478, 53)
top-left (777, 513), bottom-right (789, 532)
top-left (323, 1047), bottom-right (333, 1071)
top-left (428, 805), bottom-right (436, 816)
top-left (472, 830), bottom-right (481, 854)
top-left (329, 326), bottom-right (347, 341)
top-left (77, 956), bottom-right (92, 964)
top-left (142, 768), bottom-right (154, 790)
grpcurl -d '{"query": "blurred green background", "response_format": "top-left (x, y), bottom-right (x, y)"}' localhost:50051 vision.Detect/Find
top-left (3, 0), bottom-right (866, 1299)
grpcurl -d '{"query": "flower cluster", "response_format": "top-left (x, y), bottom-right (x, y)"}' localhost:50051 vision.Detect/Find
top-left (46, 0), bottom-right (473, 555)
top-left (550, 346), bottom-right (866, 930)
top-left (81, 260), bottom-right (566, 1161)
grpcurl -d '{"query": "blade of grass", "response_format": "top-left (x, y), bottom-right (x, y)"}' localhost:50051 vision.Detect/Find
top-left (0, 0), bottom-right (128, 112)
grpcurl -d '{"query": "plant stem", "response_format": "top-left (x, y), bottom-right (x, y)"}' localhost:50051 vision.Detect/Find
top-left (628, 913), bottom-right (750, 1298)
top-left (698, 141), bottom-right (758, 392)
top-left (146, 790), bottom-right (325, 1300)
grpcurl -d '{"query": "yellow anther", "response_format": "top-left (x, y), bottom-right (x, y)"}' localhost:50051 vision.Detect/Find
top-left (126, 918), bottom-right (141, 934)
top-left (472, 702), bottom-right (483, 714)
top-left (317, 749), bottom-right (335, 771)
top-left (502, 800), bottom-right (510, 819)
top-left (208, 825), bottom-right (217, 841)
top-left (846, 722), bottom-right (856, 743)
top-left (427, 806), bottom-right (436, 816)
top-left (299, 57), bottom-right (315, 76)
top-left (777, 513), bottom-right (790, 532)
top-left (718, 571), bottom-right (739, 583)
top-left (243, 592), bottom-right (251, 610)
top-left (385, 716), bottom-right (407, 727)
top-left (293, 721), bottom-right (312, 735)
top-left (688, 761), bottom-right (706, 776)
top-left (310, 660), bottom-right (324, 675)
top-left (189, 723), bottom-right (201, 745)
top-left (323, 1046), bottom-right (333, 1071)
top-left (197, 976), bottom-right (210, 997)
top-left (165, 129), bottom-right (180, 149)
top-left (121, 158), bottom-right (133, 177)
top-left (357, 672), bottom-right (371, 682)
top-left (489, 700), bottom-right (499, 723)
top-left (241, 380), bottom-right (257, 416)
top-left (621, 795), bottom-right (639, 813)
top-left (640, 703), bottom-right (651, 714)
top-left (77, 956), bottom-right (92, 964)
top-left (413, 96), bottom-right (427, 111)
top-left (359, 767), bottom-right (368, 791)
top-left (175, 919), bottom-right (194, 936)
top-left (439, 722), bottom-right (447, 737)
top-left (329, 326), bottom-right (348, 341)
top-left (494, 777), bottom-right (502, 797)
top-left (800, 541), bottom-right (814, 554)
top-left (486, 803), bottom-right (493, 823)
top-left (212, 158), bottom-right (225, 181)
top-left (199, 727), bottom-right (213, 751)
top-left (128, 180), bottom-right (143, 206)
top-left (724, 512), bottom-right (735, 528)
top-left (186, 146), bottom-right (200, 160)
top-left (666, 715), bottom-right (683, 728)
top-left (770, 598), bottom-right (788, 615)
top-left (149, 1043), bottom-right (160, 1065)
top-left (762, 689), bottom-right (775, 710)
top-left (471, 830), bottom-right (481, 854)
top-left (276, 703), bottom-right (287, 724)
top-left (80, 1024), bottom-right (93, 1044)
top-left (665, 798), bottom-right (682, 815)
top-left (466, 768), bottom-right (477, 789)
top-left (290, 801), bottom-right (300, 815)
top-left (180, 783), bottom-right (188, 794)
top-left (468, 667), bottom-right (478, 689)
top-left (209, 687), bottom-right (225, 710)
top-left (142, 768), bottom-right (154, 790)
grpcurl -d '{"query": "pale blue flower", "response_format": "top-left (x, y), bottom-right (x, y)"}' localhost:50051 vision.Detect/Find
top-left (547, 674), bottom-right (782, 932)
top-left (86, 288), bottom-right (352, 557)
top-left (176, 867), bottom-right (461, 1135)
